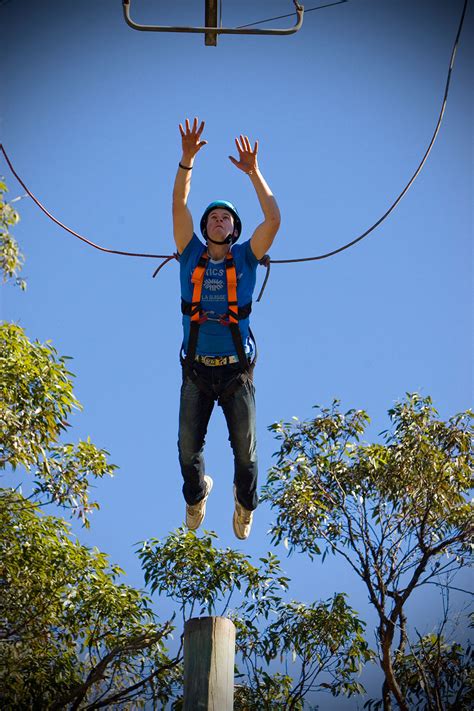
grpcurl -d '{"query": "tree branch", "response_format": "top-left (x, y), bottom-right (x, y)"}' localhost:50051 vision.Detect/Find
top-left (53, 625), bottom-right (173, 710)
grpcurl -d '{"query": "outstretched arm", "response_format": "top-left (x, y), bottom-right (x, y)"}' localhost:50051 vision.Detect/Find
top-left (229, 135), bottom-right (281, 260)
top-left (172, 117), bottom-right (207, 254)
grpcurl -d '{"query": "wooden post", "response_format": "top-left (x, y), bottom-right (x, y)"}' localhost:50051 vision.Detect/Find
top-left (183, 616), bottom-right (235, 710)
top-left (205, 0), bottom-right (218, 46)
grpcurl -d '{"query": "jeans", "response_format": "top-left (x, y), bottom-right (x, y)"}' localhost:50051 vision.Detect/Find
top-left (178, 363), bottom-right (258, 511)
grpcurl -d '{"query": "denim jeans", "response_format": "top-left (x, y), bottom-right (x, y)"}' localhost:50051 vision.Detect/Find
top-left (178, 363), bottom-right (258, 511)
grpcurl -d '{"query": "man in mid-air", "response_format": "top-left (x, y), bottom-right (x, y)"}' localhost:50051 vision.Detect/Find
top-left (172, 117), bottom-right (280, 539)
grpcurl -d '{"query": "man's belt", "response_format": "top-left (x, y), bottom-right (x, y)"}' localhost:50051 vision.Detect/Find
top-left (194, 354), bottom-right (240, 367)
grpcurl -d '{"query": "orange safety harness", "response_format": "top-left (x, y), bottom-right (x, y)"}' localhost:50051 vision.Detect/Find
top-left (180, 250), bottom-right (255, 403)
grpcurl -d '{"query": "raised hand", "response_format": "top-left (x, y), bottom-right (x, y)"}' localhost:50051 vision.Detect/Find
top-left (229, 135), bottom-right (259, 175)
top-left (179, 117), bottom-right (207, 163)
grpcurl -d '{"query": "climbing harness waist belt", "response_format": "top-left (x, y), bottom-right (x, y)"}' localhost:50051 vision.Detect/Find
top-left (194, 354), bottom-right (241, 367)
top-left (180, 250), bottom-right (256, 404)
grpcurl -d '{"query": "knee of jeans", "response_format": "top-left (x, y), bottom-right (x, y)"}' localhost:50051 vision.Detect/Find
top-left (179, 413), bottom-right (201, 443)
top-left (178, 432), bottom-right (201, 461)
top-left (234, 447), bottom-right (258, 469)
top-left (178, 446), bottom-right (200, 470)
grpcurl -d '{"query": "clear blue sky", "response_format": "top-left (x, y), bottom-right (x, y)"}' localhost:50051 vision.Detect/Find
top-left (2, 0), bottom-right (472, 706)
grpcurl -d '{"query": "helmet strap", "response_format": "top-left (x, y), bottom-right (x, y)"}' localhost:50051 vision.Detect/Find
top-left (205, 233), bottom-right (234, 245)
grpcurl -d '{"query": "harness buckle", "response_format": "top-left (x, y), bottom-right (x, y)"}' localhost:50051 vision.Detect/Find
top-left (219, 314), bottom-right (239, 327)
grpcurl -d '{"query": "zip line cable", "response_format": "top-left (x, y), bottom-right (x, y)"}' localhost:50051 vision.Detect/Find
top-left (253, 0), bottom-right (469, 300)
top-left (0, 0), bottom-right (469, 299)
top-left (270, 0), bottom-right (468, 268)
top-left (237, 0), bottom-right (348, 29)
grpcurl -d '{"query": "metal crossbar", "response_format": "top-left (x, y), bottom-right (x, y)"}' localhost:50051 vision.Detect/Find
top-left (122, 1), bottom-right (304, 45)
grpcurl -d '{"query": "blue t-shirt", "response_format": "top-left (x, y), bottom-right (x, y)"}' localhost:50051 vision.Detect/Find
top-left (179, 234), bottom-right (258, 356)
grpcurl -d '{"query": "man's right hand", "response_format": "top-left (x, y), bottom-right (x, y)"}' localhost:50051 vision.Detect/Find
top-left (173, 117), bottom-right (207, 253)
top-left (179, 117), bottom-right (207, 165)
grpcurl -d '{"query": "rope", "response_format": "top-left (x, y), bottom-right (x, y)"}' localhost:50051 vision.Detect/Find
top-left (237, 0), bottom-right (348, 29)
top-left (254, 0), bottom-right (469, 302)
top-left (0, 144), bottom-right (172, 262)
top-left (152, 253), bottom-right (178, 278)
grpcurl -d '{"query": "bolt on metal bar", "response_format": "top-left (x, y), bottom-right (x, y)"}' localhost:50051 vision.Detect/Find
top-left (122, 0), bottom-right (304, 39)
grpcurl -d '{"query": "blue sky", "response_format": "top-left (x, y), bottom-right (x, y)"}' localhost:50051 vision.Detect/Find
top-left (1, 0), bottom-right (472, 706)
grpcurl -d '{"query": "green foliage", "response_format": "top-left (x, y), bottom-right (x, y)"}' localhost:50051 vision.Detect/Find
top-left (393, 633), bottom-right (474, 711)
top-left (139, 528), bottom-right (370, 707)
top-left (263, 594), bottom-right (372, 694)
top-left (0, 180), bottom-right (26, 289)
top-left (263, 394), bottom-right (473, 709)
top-left (1, 322), bottom-right (80, 467)
top-left (264, 395), bottom-right (472, 559)
top-left (0, 323), bottom-right (117, 525)
top-left (0, 491), bottom-right (181, 709)
top-left (138, 527), bottom-right (290, 621)
top-left (234, 673), bottom-right (301, 710)
top-left (234, 593), bottom-right (373, 708)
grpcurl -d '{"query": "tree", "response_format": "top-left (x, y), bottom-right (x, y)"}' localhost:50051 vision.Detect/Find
top-left (390, 595), bottom-right (474, 711)
top-left (392, 632), bottom-right (473, 711)
top-left (1, 186), bottom-right (183, 708)
top-left (0, 490), bottom-right (182, 709)
top-left (0, 179), bottom-right (25, 289)
top-left (1, 322), bottom-right (117, 526)
top-left (139, 528), bottom-right (372, 708)
top-left (233, 592), bottom-right (372, 709)
top-left (1, 501), bottom-right (372, 709)
top-left (263, 395), bottom-right (473, 710)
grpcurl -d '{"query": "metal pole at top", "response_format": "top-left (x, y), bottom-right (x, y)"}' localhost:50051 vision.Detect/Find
top-left (205, 0), bottom-right (218, 46)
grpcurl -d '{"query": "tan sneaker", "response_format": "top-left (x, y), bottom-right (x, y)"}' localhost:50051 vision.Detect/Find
top-left (186, 475), bottom-right (213, 530)
top-left (233, 486), bottom-right (253, 540)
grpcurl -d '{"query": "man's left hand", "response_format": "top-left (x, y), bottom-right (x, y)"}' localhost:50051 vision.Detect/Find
top-left (229, 135), bottom-right (259, 175)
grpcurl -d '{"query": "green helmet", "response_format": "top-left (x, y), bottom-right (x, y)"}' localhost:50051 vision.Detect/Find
top-left (200, 200), bottom-right (242, 244)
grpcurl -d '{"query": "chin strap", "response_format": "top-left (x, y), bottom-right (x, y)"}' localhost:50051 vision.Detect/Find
top-left (205, 233), bottom-right (235, 245)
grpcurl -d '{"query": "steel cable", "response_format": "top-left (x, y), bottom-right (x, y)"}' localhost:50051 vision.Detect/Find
top-left (269, 0), bottom-right (468, 267)
top-left (237, 0), bottom-right (347, 29)
top-left (0, 144), bottom-right (172, 261)
top-left (254, 0), bottom-right (469, 300)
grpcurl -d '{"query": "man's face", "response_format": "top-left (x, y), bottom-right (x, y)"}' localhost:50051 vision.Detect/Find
top-left (206, 209), bottom-right (236, 242)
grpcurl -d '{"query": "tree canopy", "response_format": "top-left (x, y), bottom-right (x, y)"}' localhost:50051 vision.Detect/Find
top-left (1, 322), bottom-right (117, 526)
top-left (0, 491), bottom-right (180, 709)
top-left (263, 395), bottom-right (473, 710)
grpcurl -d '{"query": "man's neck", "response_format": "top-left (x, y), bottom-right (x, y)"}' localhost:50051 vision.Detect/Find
top-left (207, 241), bottom-right (231, 261)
